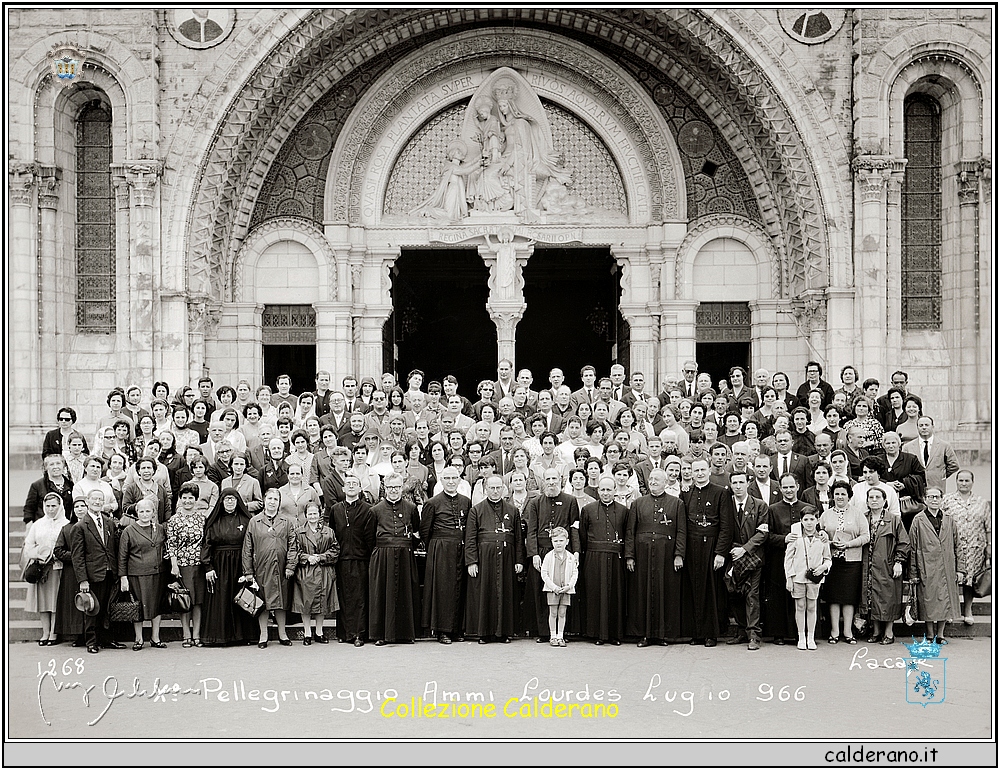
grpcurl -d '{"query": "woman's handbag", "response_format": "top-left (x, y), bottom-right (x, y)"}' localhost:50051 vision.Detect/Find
top-left (22, 558), bottom-right (51, 584)
top-left (898, 496), bottom-right (924, 516)
top-left (166, 580), bottom-right (192, 612)
top-left (109, 587), bottom-right (141, 623)
top-left (234, 581), bottom-right (264, 616)
top-left (973, 567), bottom-right (992, 598)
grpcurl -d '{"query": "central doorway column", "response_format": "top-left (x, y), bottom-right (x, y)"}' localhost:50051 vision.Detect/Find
top-left (356, 246), bottom-right (398, 378)
top-left (659, 301), bottom-right (699, 382)
top-left (613, 245), bottom-right (655, 381)
top-left (480, 234), bottom-right (533, 366)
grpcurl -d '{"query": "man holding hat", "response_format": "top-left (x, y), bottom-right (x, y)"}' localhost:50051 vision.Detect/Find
top-left (70, 489), bottom-right (125, 653)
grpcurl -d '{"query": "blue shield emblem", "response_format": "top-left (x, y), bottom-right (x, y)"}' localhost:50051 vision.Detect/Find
top-left (904, 658), bottom-right (946, 706)
top-left (902, 636), bottom-right (946, 706)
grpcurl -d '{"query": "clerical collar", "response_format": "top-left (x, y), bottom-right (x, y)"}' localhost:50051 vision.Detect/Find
top-left (694, 482), bottom-right (709, 489)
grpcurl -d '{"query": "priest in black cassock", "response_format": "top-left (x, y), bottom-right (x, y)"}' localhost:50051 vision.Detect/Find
top-left (464, 474), bottom-right (524, 643)
top-left (420, 466), bottom-right (471, 643)
top-left (331, 474), bottom-right (375, 646)
top-left (525, 468), bottom-right (581, 642)
top-left (368, 473), bottom-right (421, 645)
top-left (580, 476), bottom-right (628, 645)
top-left (681, 458), bottom-right (734, 646)
top-left (763, 473), bottom-right (819, 644)
top-left (626, 469), bottom-right (687, 646)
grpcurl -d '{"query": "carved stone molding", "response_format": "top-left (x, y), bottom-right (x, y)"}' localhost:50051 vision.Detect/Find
top-left (956, 159), bottom-right (985, 205)
top-left (231, 216), bottom-right (338, 302)
top-left (111, 160), bottom-right (164, 208)
top-left (188, 301), bottom-right (206, 335)
top-left (479, 232), bottom-right (534, 306)
top-left (790, 291), bottom-right (828, 335)
top-left (9, 161), bottom-right (40, 206)
top-left (37, 166), bottom-right (62, 209)
top-left (852, 155), bottom-right (906, 204)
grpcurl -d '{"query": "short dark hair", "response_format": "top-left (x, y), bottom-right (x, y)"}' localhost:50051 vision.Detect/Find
top-left (243, 403), bottom-right (262, 418)
top-left (805, 361), bottom-right (823, 376)
top-left (216, 385), bottom-right (236, 401)
top-left (829, 480), bottom-right (853, 499)
top-left (862, 377), bottom-right (880, 390)
top-left (580, 365), bottom-right (596, 377)
top-left (58, 406), bottom-right (78, 422)
top-left (106, 388), bottom-right (125, 406)
top-left (178, 482), bottom-right (200, 499)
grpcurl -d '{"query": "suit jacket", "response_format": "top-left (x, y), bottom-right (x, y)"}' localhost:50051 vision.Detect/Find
top-left (843, 446), bottom-right (870, 482)
top-left (199, 440), bottom-right (221, 465)
top-left (902, 437), bottom-right (959, 492)
top-left (343, 397), bottom-right (369, 415)
top-left (260, 459), bottom-right (289, 495)
top-left (621, 390), bottom-right (650, 409)
top-left (319, 410), bottom-right (350, 433)
top-left (487, 448), bottom-right (519, 477)
top-left (570, 387), bottom-right (598, 410)
top-left (70, 513), bottom-right (118, 583)
top-left (730, 495), bottom-right (770, 553)
top-left (748, 477), bottom-right (782, 506)
top-left (492, 379), bottom-right (516, 403)
top-left (247, 444), bottom-right (270, 474)
top-left (536, 411), bottom-right (564, 436)
top-left (883, 451), bottom-right (926, 500)
top-left (770, 452), bottom-right (809, 490)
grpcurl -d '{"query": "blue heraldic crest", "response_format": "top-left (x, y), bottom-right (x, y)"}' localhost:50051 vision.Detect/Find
top-left (902, 636), bottom-right (946, 707)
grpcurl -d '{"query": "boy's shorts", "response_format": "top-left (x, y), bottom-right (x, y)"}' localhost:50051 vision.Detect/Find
top-left (546, 592), bottom-right (571, 607)
top-left (790, 581), bottom-right (820, 599)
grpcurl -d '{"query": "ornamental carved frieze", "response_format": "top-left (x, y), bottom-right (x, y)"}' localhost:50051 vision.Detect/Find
top-left (956, 158), bottom-right (989, 205)
top-left (111, 160), bottom-right (164, 208)
top-left (852, 155), bottom-right (906, 203)
top-left (791, 292), bottom-right (828, 335)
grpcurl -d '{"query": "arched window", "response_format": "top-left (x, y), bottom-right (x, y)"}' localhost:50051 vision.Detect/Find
top-left (75, 100), bottom-right (115, 332)
top-left (901, 94), bottom-right (941, 330)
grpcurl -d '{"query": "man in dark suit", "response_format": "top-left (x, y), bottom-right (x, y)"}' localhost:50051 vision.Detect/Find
top-left (70, 489), bottom-right (125, 653)
top-left (247, 424), bottom-right (274, 475)
top-left (493, 358), bottom-right (516, 404)
top-left (486, 426), bottom-right (519, 478)
top-left (749, 455), bottom-right (782, 505)
top-left (726, 470), bottom-right (770, 650)
top-left (805, 433), bottom-right (835, 481)
top-left (532, 390), bottom-right (563, 435)
top-left (633, 435), bottom-right (666, 496)
top-left (769, 430), bottom-right (808, 490)
top-left (678, 360), bottom-right (700, 400)
top-left (319, 391), bottom-right (350, 433)
top-left (570, 365), bottom-right (598, 411)
top-left (621, 371), bottom-right (650, 409)
top-left (342, 376), bottom-right (369, 414)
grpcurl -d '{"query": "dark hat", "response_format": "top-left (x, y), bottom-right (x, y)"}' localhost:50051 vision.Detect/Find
top-left (75, 590), bottom-right (100, 616)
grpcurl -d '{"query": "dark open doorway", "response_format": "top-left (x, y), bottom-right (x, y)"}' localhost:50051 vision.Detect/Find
top-left (516, 247), bottom-right (621, 390)
top-left (389, 248), bottom-right (495, 391)
top-left (264, 345), bottom-right (317, 396)
top-left (695, 302), bottom-right (751, 390)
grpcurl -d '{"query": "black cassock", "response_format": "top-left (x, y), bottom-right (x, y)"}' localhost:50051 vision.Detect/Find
top-left (579, 499), bottom-right (628, 641)
top-left (368, 498), bottom-right (421, 642)
top-left (625, 493), bottom-right (687, 640)
top-left (331, 497), bottom-right (375, 641)
top-left (420, 491), bottom-right (471, 635)
top-left (525, 492), bottom-right (580, 636)
top-left (464, 498), bottom-right (524, 639)
top-left (681, 482), bottom-right (734, 640)
top-left (763, 499), bottom-right (818, 640)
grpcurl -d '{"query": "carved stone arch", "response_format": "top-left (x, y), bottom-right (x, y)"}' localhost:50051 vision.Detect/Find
top-left (11, 31), bottom-right (150, 161)
top-left (326, 29), bottom-right (686, 227)
top-left (887, 59), bottom-right (985, 160)
top-left (872, 24), bottom-right (991, 155)
top-left (184, 7), bottom-right (830, 303)
top-left (232, 216), bottom-right (336, 302)
top-left (674, 214), bottom-right (781, 300)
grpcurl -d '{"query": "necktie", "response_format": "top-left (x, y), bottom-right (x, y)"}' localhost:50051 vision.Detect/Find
top-left (780, 455), bottom-right (786, 477)
top-left (94, 515), bottom-right (104, 543)
top-left (923, 441), bottom-right (930, 464)
top-left (737, 503), bottom-right (744, 517)
top-left (587, 389), bottom-right (593, 403)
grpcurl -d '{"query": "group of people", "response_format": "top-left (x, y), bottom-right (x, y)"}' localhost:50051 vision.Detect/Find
top-left (20, 359), bottom-right (991, 652)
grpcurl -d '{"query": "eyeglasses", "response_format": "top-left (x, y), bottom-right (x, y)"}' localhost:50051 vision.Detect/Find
top-left (58, 417), bottom-right (73, 422)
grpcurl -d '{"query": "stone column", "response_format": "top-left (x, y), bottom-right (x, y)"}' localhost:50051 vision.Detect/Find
top-left (658, 300), bottom-right (698, 382)
top-left (9, 162), bottom-right (40, 434)
top-left (314, 301), bottom-right (354, 387)
top-left (112, 160), bottom-right (163, 390)
top-left (953, 160), bottom-right (989, 432)
top-left (613, 246), bottom-right (655, 381)
top-left (823, 287), bottom-right (857, 379)
top-left (215, 302), bottom-right (264, 386)
top-left (38, 166), bottom-right (62, 426)
top-left (356, 247), bottom-right (397, 379)
top-left (851, 155), bottom-right (905, 379)
top-left (480, 234), bottom-right (532, 367)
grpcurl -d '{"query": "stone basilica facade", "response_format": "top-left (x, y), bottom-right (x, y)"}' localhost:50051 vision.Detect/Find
top-left (7, 8), bottom-right (993, 460)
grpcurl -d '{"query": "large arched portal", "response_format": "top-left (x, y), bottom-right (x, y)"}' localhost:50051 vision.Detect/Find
top-left (188, 9), bottom-right (842, 395)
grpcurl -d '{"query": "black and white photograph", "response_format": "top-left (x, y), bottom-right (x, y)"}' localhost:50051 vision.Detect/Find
top-left (5, 5), bottom-right (995, 767)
